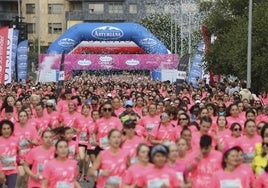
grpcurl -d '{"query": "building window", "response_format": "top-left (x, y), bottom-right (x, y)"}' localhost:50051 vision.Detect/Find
top-left (26, 4), bottom-right (35, 14)
top-left (27, 23), bottom-right (36, 34)
top-left (88, 3), bottom-right (104, 13)
top-left (108, 3), bottom-right (123, 14)
top-left (72, 3), bottom-right (82, 11)
top-left (129, 4), bottom-right (137, 14)
top-left (48, 4), bottom-right (63, 14)
top-left (48, 23), bottom-right (62, 34)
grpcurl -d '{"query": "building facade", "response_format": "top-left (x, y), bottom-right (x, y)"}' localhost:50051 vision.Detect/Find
top-left (0, 0), bottom-right (161, 46)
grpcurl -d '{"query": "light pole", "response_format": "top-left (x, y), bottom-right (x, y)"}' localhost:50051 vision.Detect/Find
top-left (247, 0), bottom-right (252, 88)
top-left (37, 0), bottom-right (41, 55)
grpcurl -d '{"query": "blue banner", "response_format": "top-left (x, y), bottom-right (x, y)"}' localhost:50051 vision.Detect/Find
top-left (188, 42), bottom-right (205, 88)
top-left (11, 29), bottom-right (19, 77)
top-left (17, 40), bottom-right (28, 83)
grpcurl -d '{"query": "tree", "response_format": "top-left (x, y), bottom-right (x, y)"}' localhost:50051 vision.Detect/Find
top-left (140, 13), bottom-right (202, 57)
top-left (201, 0), bottom-right (268, 92)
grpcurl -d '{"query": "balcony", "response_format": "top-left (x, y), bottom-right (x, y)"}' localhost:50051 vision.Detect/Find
top-left (0, 12), bottom-right (18, 21)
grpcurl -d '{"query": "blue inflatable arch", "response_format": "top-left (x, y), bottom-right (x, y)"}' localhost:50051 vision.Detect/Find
top-left (46, 22), bottom-right (169, 54)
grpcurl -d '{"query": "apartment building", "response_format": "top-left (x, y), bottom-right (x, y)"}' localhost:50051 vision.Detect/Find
top-left (0, 0), bottom-right (161, 46)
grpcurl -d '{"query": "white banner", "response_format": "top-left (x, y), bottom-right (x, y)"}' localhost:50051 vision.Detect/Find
top-left (5, 28), bottom-right (13, 84)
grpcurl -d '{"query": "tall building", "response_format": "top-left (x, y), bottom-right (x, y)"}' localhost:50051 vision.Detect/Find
top-left (0, 0), bottom-right (161, 47)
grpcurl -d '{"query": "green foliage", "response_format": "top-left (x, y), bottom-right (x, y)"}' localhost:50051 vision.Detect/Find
top-left (140, 13), bottom-right (181, 54)
top-left (201, 0), bottom-right (268, 92)
top-left (140, 13), bottom-right (202, 56)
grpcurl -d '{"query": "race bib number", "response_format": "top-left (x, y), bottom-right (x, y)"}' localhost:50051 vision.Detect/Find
top-left (130, 157), bottom-right (138, 165)
top-left (244, 152), bottom-right (254, 164)
top-left (79, 132), bottom-right (88, 142)
top-left (37, 163), bottom-right (44, 179)
top-left (147, 178), bottom-right (169, 188)
top-left (56, 181), bottom-right (73, 188)
top-left (1, 156), bottom-right (16, 170)
top-left (220, 179), bottom-right (242, 188)
top-left (105, 176), bottom-right (122, 188)
top-left (146, 124), bottom-right (154, 133)
top-left (176, 172), bottom-right (184, 182)
top-left (19, 139), bottom-right (30, 153)
top-left (100, 137), bottom-right (109, 149)
top-left (68, 145), bottom-right (75, 158)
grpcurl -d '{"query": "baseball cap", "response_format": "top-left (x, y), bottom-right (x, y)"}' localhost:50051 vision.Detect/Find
top-left (124, 100), bottom-right (134, 107)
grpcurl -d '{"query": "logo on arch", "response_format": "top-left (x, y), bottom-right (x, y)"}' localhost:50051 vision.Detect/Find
top-left (92, 26), bottom-right (124, 40)
top-left (58, 38), bottom-right (76, 47)
top-left (140, 38), bottom-right (157, 47)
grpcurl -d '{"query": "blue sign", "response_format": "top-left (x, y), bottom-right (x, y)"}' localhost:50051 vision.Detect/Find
top-left (17, 40), bottom-right (28, 83)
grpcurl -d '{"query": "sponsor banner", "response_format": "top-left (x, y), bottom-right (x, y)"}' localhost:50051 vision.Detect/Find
top-left (11, 29), bottom-right (19, 77)
top-left (188, 42), bottom-right (205, 88)
top-left (39, 54), bottom-right (178, 71)
top-left (17, 40), bottom-right (28, 83)
top-left (0, 26), bottom-right (9, 84)
top-left (5, 28), bottom-right (13, 84)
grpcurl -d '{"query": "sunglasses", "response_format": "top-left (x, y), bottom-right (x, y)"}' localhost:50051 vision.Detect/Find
top-left (179, 118), bottom-right (188, 121)
top-left (46, 105), bottom-right (53, 108)
top-left (103, 108), bottom-right (112, 112)
top-left (233, 128), bottom-right (242, 132)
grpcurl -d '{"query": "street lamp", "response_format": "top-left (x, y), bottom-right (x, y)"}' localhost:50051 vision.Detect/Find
top-left (247, 0), bottom-right (252, 88)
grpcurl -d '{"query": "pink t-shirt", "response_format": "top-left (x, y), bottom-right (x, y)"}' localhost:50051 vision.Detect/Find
top-left (217, 129), bottom-right (231, 150)
top-left (76, 115), bottom-right (94, 147)
top-left (97, 148), bottom-right (129, 188)
top-left (236, 134), bottom-right (262, 165)
top-left (256, 114), bottom-right (268, 125)
top-left (14, 122), bottom-right (38, 155)
top-left (191, 150), bottom-right (222, 188)
top-left (121, 135), bottom-right (145, 164)
top-left (255, 172), bottom-right (268, 188)
top-left (226, 116), bottom-right (246, 129)
top-left (95, 117), bottom-right (122, 149)
top-left (0, 136), bottom-right (19, 175)
top-left (133, 106), bottom-right (143, 117)
top-left (68, 140), bottom-right (78, 160)
top-left (42, 158), bottom-right (77, 188)
top-left (60, 111), bottom-right (82, 128)
top-left (57, 100), bottom-right (69, 113)
top-left (137, 165), bottom-right (181, 188)
top-left (235, 163), bottom-right (255, 187)
top-left (150, 123), bottom-right (177, 142)
top-left (25, 146), bottom-right (55, 188)
top-left (138, 115), bottom-right (160, 135)
top-left (47, 111), bottom-right (61, 128)
top-left (123, 163), bottom-right (153, 186)
top-left (34, 114), bottom-right (51, 133)
top-left (210, 168), bottom-right (249, 188)
top-left (114, 107), bottom-right (125, 117)
top-left (166, 162), bottom-right (188, 184)
top-left (225, 136), bottom-right (240, 149)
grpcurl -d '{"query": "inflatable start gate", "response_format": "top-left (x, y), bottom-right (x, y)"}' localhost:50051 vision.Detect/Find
top-left (38, 23), bottom-right (179, 82)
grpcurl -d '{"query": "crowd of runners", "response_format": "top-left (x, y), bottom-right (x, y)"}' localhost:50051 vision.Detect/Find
top-left (1, 73), bottom-right (268, 188)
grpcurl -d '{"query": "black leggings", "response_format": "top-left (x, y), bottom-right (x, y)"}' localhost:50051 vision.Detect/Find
top-left (0, 173), bottom-right (17, 188)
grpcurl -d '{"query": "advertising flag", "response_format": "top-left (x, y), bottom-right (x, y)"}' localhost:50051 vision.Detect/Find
top-left (0, 26), bottom-right (9, 84)
top-left (16, 40), bottom-right (28, 83)
top-left (4, 28), bottom-right (13, 84)
top-left (11, 29), bottom-right (19, 77)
